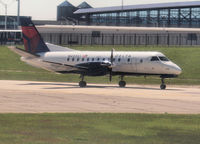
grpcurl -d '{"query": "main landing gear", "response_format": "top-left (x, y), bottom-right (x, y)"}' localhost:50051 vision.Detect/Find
top-left (119, 75), bottom-right (126, 87)
top-left (160, 78), bottom-right (166, 90)
top-left (78, 75), bottom-right (166, 89)
top-left (79, 75), bottom-right (87, 87)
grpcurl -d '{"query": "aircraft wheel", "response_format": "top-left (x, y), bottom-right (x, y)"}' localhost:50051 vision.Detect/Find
top-left (79, 81), bottom-right (87, 87)
top-left (119, 81), bottom-right (126, 88)
top-left (160, 84), bottom-right (166, 90)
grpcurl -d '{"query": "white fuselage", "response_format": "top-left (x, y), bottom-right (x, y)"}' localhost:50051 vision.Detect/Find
top-left (39, 51), bottom-right (182, 76)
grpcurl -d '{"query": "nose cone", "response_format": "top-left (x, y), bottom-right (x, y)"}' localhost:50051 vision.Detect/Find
top-left (173, 64), bottom-right (182, 75)
top-left (164, 61), bottom-right (182, 75)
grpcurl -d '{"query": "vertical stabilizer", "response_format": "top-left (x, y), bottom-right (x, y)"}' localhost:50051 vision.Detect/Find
top-left (20, 17), bottom-right (49, 54)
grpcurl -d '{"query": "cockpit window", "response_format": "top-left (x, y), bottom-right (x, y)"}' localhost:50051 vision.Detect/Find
top-left (159, 56), bottom-right (169, 61)
top-left (151, 56), bottom-right (159, 61)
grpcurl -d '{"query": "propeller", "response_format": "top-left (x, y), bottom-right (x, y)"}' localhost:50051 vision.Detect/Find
top-left (109, 48), bottom-right (115, 82)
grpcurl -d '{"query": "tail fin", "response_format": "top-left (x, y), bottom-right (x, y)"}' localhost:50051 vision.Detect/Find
top-left (20, 17), bottom-right (49, 54)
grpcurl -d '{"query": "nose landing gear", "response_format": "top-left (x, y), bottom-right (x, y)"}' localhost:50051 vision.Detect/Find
top-left (160, 78), bottom-right (166, 90)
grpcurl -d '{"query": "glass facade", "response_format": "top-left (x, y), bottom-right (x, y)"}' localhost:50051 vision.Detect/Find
top-left (170, 9), bottom-right (179, 26)
top-left (149, 10), bottom-right (158, 26)
top-left (191, 8), bottom-right (200, 27)
top-left (139, 11), bottom-right (147, 25)
top-left (180, 8), bottom-right (190, 27)
top-left (0, 16), bottom-right (18, 29)
top-left (119, 12), bottom-right (128, 25)
top-left (159, 9), bottom-right (168, 27)
top-left (88, 7), bottom-right (200, 28)
top-left (129, 11), bottom-right (137, 25)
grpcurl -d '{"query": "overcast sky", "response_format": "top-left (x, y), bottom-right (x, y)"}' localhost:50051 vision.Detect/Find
top-left (0, 0), bottom-right (198, 20)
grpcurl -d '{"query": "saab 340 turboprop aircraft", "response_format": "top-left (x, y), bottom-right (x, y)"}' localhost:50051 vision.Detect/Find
top-left (13, 18), bottom-right (182, 89)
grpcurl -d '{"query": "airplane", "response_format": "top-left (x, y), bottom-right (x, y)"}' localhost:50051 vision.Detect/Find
top-left (11, 17), bottom-right (182, 89)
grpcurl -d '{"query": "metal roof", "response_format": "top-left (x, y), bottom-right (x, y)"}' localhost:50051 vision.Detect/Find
top-left (77, 2), bottom-right (92, 9)
top-left (74, 1), bottom-right (200, 14)
top-left (0, 30), bottom-right (21, 32)
top-left (37, 25), bottom-right (200, 33)
top-left (58, 0), bottom-right (75, 7)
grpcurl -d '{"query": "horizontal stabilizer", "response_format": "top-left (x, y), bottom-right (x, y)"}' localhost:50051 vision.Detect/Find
top-left (8, 46), bottom-right (38, 58)
top-left (46, 43), bottom-right (77, 52)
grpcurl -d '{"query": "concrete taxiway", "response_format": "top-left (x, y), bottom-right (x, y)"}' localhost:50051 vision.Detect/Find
top-left (0, 80), bottom-right (200, 114)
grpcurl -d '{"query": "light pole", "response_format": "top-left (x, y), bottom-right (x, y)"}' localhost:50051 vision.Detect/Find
top-left (16, 0), bottom-right (20, 28)
top-left (0, 0), bottom-right (7, 30)
top-left (122, 0), bottom-right (124, 10)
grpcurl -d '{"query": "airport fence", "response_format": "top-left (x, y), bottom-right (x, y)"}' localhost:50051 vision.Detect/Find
top-left (1, 32), bottom-right (200, 46)
top-left (40, 32), bottom-right (200, 46)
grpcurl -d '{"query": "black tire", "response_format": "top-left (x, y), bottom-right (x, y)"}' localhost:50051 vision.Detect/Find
top-left (160, 84), bottom-right (166, 90)
top-left (119, 81), bottom-right (126, 87)
top-left (79, 81), bottom-right (87, 87)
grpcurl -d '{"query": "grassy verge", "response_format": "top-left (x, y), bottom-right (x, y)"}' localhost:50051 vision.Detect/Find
top-left (0, 113), bottom-right (200, 144)
top-left (0, 45), bottom-right (200, 85)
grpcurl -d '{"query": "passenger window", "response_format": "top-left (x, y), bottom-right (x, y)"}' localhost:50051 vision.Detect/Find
top-left (118, 58), bottom-right (121, 62)
top-left (77, 58), bottom-right (79, 61)
top-left (103, 58), bottom-right (105, 61)
top-left (67, 58), bottom-right (70, 61)
top-left (87, 58), bottom-right (90, 61)
top-left (72, 58), bottom-right (74, 61)
top-left (113, 58), bottom-right (115, 62)
top-left (82, 58), bottom-right (84, 61)
top-left (151, 56), bottom-right (159, 61)
top-left (92, 58), bottom-right (94, 61)
top-left (159, 56), bottom-right (169, 61)
top-left (97, 58), bottom-right (100, 61)
top-left (127, 58), bottom-right (130, 62)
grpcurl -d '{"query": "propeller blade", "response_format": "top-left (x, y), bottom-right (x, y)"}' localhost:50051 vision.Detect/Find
top-left (109, 48), bottom-right (115, 82)
top-left (111, 48), bottom-right (114, 65)
top-left (109, 70), bottom-right (112, 82)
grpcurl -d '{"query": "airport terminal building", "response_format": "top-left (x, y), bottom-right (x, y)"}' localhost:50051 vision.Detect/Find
top-left (74, 1), bottom-right (200, 28)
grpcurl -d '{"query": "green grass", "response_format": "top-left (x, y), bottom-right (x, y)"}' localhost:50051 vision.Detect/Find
top-left (0, 113), bottom-right (200, 144)
top-left (0, 45), bottom-right (200, 85)
top-left (1, 46), bottom-right (200, 144)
